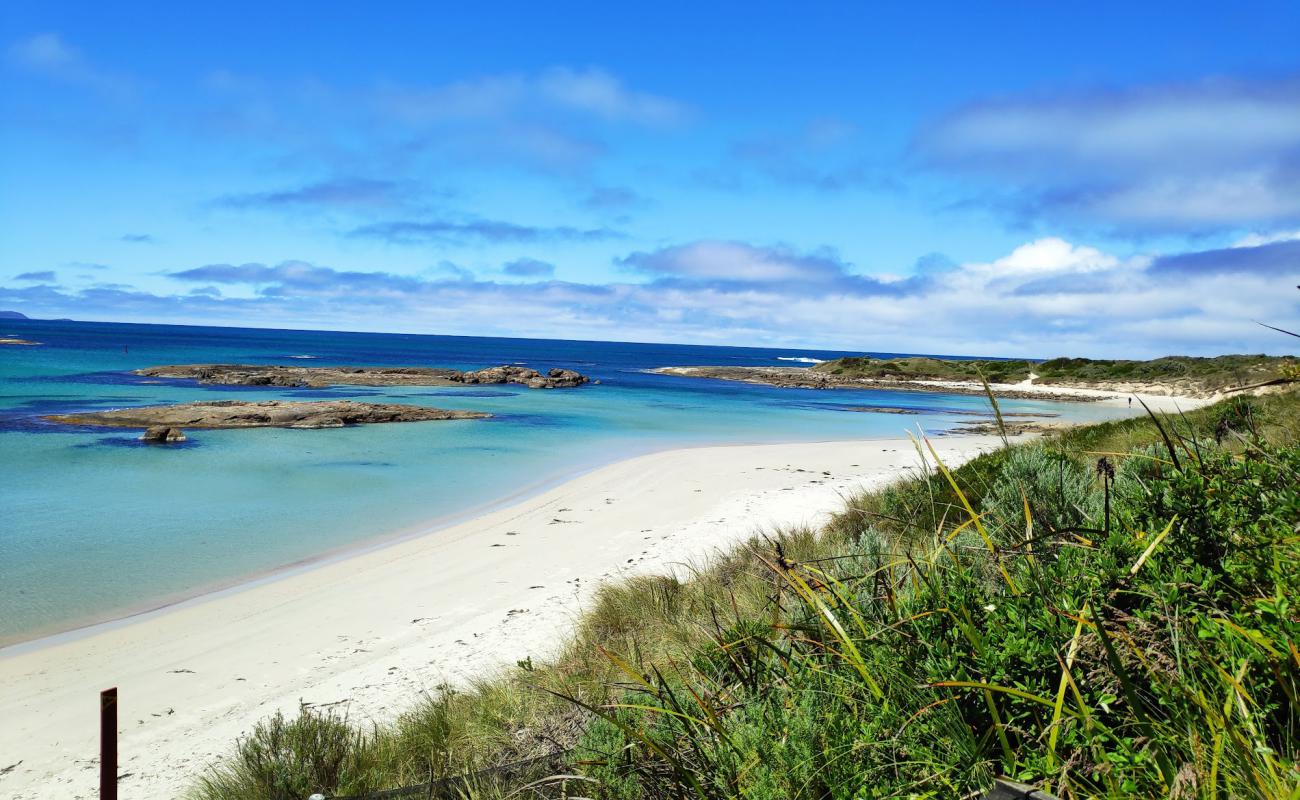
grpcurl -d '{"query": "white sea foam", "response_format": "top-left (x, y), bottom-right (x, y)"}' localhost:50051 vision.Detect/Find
top-left (286, 354), bottom-right (317, 359)
top-left (777, 356), bottom-right (825, 364)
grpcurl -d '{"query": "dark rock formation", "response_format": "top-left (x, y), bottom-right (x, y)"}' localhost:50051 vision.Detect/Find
top-left (141, 426), bottom-right (187, 443)
top-left (46, 400), bottom-right (490, 430)
top-left (457, 366), bottom-right (588, 389)
top-left (134, 364), bottom-right (590, 389)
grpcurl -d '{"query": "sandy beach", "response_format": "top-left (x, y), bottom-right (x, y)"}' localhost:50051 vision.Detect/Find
top-left (0, 432), bottom-right (1016, 799)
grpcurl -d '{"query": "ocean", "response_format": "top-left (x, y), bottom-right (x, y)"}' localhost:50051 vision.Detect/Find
top-left (0, 319), bottom-right (1129, 646)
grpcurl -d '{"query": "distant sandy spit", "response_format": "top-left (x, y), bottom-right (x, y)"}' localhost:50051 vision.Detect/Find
top-left (1, 433), bottom-right (1010, 799)
top-left (651, 366), bottom-right (1219, 413)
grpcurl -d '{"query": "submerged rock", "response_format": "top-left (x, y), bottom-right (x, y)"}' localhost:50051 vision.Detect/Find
top-left (46, 400), bottom-right (491, 431)
top-left (141, 425), bottom-right (187, 443)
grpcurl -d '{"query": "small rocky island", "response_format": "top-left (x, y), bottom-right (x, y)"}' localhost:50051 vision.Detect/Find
top-left (45, 399), bottom-right (490, 431)
top-left (0, 337), bottom-right (41, 346)
top-left (135, 363), bottom-right (589, 389)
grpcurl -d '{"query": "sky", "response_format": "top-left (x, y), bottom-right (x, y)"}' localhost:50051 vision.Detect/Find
top-left (1, 1), bottom-right (1298, 358)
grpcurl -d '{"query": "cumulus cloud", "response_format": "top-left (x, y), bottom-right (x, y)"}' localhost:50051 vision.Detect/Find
top-left (502, 258), bottom-right (556, 277)
top-left (916, 76), bottom-right (1300, 233)
top-left (349, 218), bottom-right (622, 245)
top-left (7, 236), bottom-right (1296, 357)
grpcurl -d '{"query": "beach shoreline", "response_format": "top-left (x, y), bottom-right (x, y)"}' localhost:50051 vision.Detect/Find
top-left (1, 431), bottom-right (1014, 799)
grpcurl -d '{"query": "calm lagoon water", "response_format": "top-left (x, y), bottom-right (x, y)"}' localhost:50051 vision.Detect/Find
top-left (0, 319), bottom-right (1131, 645)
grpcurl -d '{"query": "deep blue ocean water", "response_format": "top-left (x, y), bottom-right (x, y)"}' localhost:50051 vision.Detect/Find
top-left (0, 319), bottom-right (1130, 645)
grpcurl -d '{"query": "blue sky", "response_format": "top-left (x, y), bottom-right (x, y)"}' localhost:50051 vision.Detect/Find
top-left (1, 1), bottom-right (1298, 357)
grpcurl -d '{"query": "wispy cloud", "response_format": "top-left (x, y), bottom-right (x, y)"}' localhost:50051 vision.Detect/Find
top-left (1147, 239), bottom-right (1300, 278)
top-left (699, 118), bottom-right (888, 194)
top-left (348, 218), bottom-right (622, 245)
top-left (14, 270), bottom-right (57, 282)
top-left (214, 178), bottom-right (413, 210)
top-left (502, 258), bottom-right (556, 277)
top-left (620, 241), bottom-right (905, 294)
top-left (915, 75), bottom-right (1300, 234)
top-left (6, 33), bottom-right (134, 99)
top-left (580, 185), bottom-right (645, 211)
top-left (120, 233), bottom-right (155, 244)
top-left (376, 67), bottom-right (688, 127)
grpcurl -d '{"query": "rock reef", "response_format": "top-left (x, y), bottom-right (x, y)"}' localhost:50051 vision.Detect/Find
top-left (134, 363), bottom-right (589, 389)
top-left (46, 400), bottom-right (490, 430)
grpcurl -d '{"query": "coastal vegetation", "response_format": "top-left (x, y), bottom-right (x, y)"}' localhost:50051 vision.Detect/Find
top-left (193, 388), bottom-right (1300, 799)
top-left (659, 354), bottom-right (1298, 398)
top-left (815, 353), bottom-right (1296, 392)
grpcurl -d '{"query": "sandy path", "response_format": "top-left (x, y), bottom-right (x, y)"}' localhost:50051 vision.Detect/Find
top-left (0, 434), bottom-right (1008, 799)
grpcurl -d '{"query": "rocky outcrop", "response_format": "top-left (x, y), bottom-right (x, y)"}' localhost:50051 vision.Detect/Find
top-left (134, 364), bottom-right (463, 388)
top-left (134, 364), bottom-right (590, 389)
top-left (457, 366), bottom-right (588, 389)
top-left (141, 426), bottom-right (187, 443)
top-left (45, 400), bottom-right (491, 430)
top-left (0, 337), bottom-right (40, 346)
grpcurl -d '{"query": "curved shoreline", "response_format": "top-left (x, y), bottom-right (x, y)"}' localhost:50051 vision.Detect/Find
top-left (0, 432), bottom-right (1011, 798)
top-left (3, 432), bottom-right (915, 652)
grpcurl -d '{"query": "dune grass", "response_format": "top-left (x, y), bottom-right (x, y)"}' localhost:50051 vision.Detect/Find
top-left (190, 389), bottom-right (1300, 799)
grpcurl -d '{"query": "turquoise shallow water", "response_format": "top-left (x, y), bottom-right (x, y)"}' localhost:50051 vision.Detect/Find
top-left (0, 320), bottom-right (1131, 645)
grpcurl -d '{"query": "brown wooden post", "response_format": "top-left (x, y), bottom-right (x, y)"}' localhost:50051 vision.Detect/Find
top-left (100, 687), bottom-right (117, 800)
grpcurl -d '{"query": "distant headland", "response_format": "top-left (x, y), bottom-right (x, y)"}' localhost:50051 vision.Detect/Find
top-left (655, 353), bottom-right (1296, 400)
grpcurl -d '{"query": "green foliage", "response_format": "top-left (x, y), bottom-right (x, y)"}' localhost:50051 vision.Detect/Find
top-left (192, 706), bottom-right (383, 800)
top-left (192, 389), bottom-right (1300, 800)
top-left (812, 355), bottom-right (1035, 383)
top-left (574, 394), bottom-right (1300, 799)
top-left (1034, 354), bottom-right (1295, 390)
top-left (811, 353), bottom-right (1296, 393)
top-left (980, 444), bottom-right (1098, 542)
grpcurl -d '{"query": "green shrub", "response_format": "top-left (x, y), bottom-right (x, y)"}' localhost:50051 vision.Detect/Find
top-left (193, 706), bottom-right (383, 800)
top-left (979, 444), bottom-right (1099, 543)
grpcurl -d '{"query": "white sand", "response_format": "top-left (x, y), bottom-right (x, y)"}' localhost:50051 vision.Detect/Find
top-left (1, 433), bottom-right (1010, 798)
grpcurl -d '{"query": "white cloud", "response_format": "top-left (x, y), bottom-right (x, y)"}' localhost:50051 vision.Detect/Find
top-left (1233, 229), bottom-right (1300, 248)
top-left (917, 76), bottom-right (1300, 232)
top-left (5, 237), bottom-right (1295, 359)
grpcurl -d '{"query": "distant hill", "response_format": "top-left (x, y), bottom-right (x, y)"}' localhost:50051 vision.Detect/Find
top-left (0, 310), bottom-right (29, 319)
